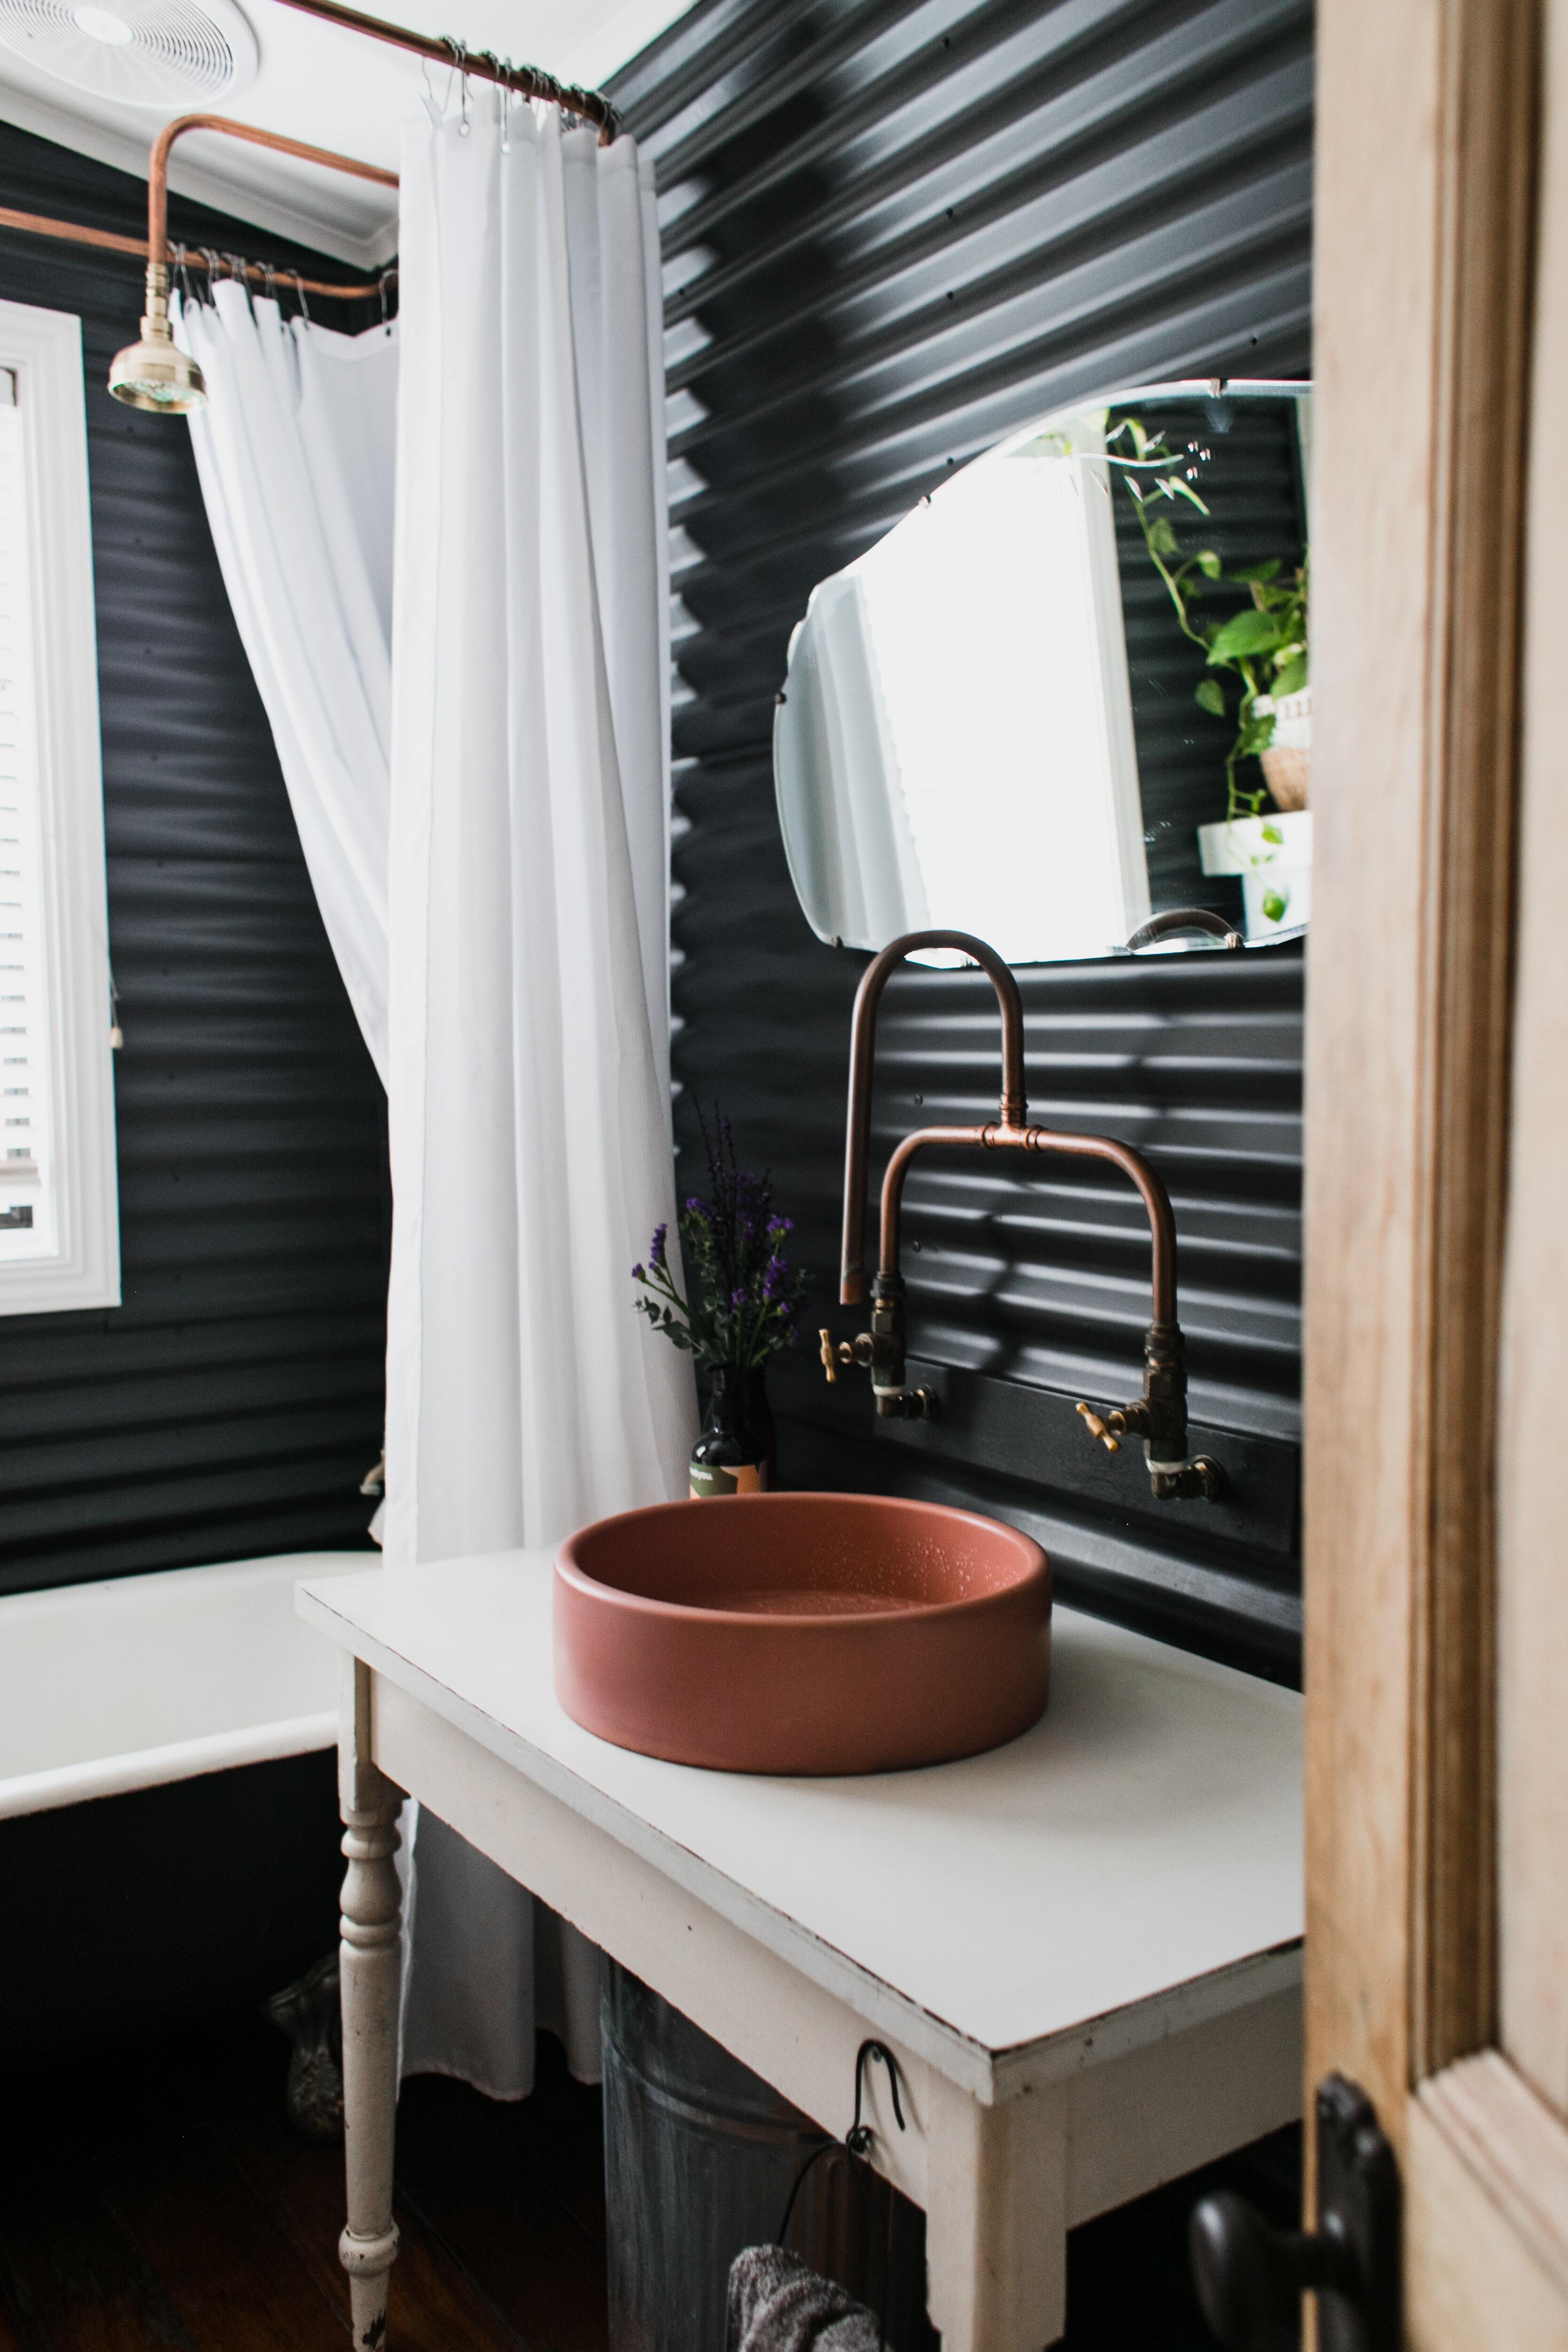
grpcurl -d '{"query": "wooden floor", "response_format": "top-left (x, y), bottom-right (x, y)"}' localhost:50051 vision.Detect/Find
top-left (0, 2019), bottom-right (609, 2352)
top-left (0, 2015), bottom-right (1298, 2350)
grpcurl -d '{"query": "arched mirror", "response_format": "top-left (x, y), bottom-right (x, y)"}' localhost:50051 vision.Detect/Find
top-left (773, 379), bottom-right (1311, 963)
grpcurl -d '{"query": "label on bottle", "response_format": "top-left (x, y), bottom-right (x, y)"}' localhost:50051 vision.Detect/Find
top-left (689, 1460), bottom-right (768, 1500)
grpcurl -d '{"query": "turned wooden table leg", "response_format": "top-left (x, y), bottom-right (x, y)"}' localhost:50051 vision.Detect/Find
top-left (339, 1658), bottom-right (403, 2351)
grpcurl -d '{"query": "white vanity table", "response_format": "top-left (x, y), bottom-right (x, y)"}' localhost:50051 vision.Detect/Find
top-left (298, 1551), bottom-right (1303, 2352)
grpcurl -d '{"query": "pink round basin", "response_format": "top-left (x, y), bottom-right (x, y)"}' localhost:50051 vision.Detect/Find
top-left (554, 1491), bottom-right (1051, 1776)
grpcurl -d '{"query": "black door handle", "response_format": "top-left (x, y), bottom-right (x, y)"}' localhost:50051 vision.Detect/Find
top-left (1189, 2075), bottom-right (1400, 2352)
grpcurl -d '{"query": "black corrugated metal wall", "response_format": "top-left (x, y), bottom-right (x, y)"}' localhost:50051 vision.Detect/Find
top-left (611, 0), bottom-right (1312, 1683)
top-left (0, 126), bottom-right (388, 1596)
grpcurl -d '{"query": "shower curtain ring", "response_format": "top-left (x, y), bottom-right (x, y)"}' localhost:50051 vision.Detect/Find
top-left (293, 270), bottom-right (311, 327)
top-left (378, 268), bottom-right (394, 334)
top-left (443, 35), bottom-right (471, 132)
top-left (200, 246), bottom-right (223, 304)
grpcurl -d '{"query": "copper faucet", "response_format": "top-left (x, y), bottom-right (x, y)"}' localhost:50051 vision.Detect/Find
top-left (821, 928), bottom-right (1224, 1502)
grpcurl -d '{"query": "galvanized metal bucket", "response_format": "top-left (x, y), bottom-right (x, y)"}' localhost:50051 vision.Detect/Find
top-left (601, 1963), bottom-right (931, 2352)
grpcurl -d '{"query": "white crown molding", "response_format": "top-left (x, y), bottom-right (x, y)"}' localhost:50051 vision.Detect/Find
top-left (0, 84), bottom-right (398, 266)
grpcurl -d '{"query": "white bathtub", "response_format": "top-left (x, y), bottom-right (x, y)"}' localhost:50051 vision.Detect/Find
top-left (0, 1551), bottom-right (369, 1819)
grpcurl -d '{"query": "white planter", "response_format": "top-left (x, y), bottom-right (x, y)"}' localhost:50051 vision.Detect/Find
top-left (1197, 810), bottom-right (1312, 940)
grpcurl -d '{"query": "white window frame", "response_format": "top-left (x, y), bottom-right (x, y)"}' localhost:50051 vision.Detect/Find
top-left (0, 299), bottom-right (118, 1314)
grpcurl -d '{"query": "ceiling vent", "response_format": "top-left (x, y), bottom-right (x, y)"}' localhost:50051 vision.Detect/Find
top-left (0, 0), bottom-right (257, 108)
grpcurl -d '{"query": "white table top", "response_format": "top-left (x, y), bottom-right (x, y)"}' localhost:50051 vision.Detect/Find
top-left (298, 1551), bottom-right (1302, 2094)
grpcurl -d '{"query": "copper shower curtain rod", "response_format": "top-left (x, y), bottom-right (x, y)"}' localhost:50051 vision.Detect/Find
top-left (2, 0), bottom-right (618, 306)
top-left (0, 113), bottom-right (399, 301)
top-left (0, 117), bottom-right (399, 301)
top-left (0, 201), bottom-right (388, 299)
top-left (269, 0), bottom-right (617, 141)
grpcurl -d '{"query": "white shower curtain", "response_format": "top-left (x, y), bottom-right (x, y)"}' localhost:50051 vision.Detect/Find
top-left (176, 285), bottom-right (397, 1083)
top-left (177, 106), bottom-right (689, 2097)
top-left (384, 98), bottom-right (693, 2096)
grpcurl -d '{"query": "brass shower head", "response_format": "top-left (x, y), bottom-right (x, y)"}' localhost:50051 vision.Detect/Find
top-left (110, 116), bottom-right (399, 415)
top-left (108, 264), bottom-right (206, 413)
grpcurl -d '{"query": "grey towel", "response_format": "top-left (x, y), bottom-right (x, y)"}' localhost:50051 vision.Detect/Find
top-left (726, 2245), bottom-right (881, 2352)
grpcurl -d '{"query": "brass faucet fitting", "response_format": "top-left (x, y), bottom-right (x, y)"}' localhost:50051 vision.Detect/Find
top-left (1076, 1325), bottom-right (1225, 1500)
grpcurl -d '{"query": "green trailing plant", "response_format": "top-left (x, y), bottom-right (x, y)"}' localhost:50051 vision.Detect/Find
top-left (1108, 415), bottom-right (1309, 831)
top-left (631, 1104), bottom-right (809, 1370)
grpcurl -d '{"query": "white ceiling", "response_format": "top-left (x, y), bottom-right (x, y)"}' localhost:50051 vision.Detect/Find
top-left (0, 0), bottom-right (688, 265)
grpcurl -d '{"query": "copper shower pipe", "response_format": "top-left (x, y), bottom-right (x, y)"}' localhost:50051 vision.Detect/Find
top-left (269, 0), bottom-right (617, 141)
top-left (145, 113), bottom-right (397, 278)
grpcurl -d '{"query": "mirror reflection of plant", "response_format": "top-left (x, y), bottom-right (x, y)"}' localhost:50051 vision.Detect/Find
top-left (1108, 415), bottom-right (1309, 824)
top-left (631, 1102), bottom-right (809, 1370)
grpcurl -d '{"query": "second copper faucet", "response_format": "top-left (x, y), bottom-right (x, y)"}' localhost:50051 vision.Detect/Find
top-left (829, 929), bottom-right (1222, 1502)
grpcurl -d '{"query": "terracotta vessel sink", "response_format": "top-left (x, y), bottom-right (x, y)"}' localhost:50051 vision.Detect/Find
top-left (554, 1491), bottom-right (1050, 1775)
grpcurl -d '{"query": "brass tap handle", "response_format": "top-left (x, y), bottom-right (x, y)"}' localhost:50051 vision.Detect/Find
top-left (822, 1330), bottom-right (877, 1384)
top-left (1077, 1401), bottom-right (1120, 1453)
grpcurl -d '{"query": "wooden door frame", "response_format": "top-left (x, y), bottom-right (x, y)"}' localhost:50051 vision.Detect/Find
top-left (1308, 0), bottom-right (1568, 2335)
top-left (1308, 0), bottom-right (1535, 2121)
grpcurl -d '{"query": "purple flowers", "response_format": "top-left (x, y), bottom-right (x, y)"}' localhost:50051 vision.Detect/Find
top-left (629, 1101), bottom-right (810, 1371)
